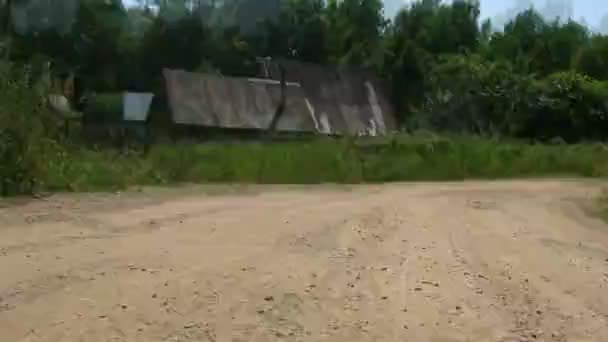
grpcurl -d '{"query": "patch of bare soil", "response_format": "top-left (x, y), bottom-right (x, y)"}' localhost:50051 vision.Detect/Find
top-left (1, 180), bottom-right (607, 341)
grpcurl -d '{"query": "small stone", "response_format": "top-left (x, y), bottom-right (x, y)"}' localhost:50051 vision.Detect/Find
top-left (257, 309), bottom-right (265, 314)
top-left (403, 324), bottom-right (408, 329)
top-left (184, 322), bottom-right (197, 329)
top-left (121, 304), bottom-right (128, 310)
top-left (264, 296), bottom-right (274, 302)
top-left (381, 296), bottom-right (388, 300)
top-left (152, 293), bottom-right (158, 299)
top-left (98, 315), bottom-right (107, 319)
top-left (455, 305), bottom-right (462, 310)
top-left (414, 287), bottom-right (423, 291)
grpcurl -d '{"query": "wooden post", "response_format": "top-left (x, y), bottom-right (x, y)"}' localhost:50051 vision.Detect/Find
top-left (267, 63), bottom-right (286, 134)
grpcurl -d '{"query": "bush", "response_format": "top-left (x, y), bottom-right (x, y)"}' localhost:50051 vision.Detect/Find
top-left (417, 54), bottom-right (608, 142)
top-left (0, 61), bottom-right (61, 195)
top-left (526, 72), bottom-right (608, 142)
top-left (416, 54), bottom-right (535, 136)
top-left (83, 93), bottom-right (123, 123)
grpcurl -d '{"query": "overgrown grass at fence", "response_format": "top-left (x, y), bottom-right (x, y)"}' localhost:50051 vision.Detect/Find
top-left (34, 135), bottom-right (608, 193)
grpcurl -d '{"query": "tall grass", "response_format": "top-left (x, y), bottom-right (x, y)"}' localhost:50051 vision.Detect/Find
top-left (34, 135), bottom-right (608, 193)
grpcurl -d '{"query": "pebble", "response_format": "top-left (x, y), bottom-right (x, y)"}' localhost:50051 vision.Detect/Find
top-left (264, 296), bottom-right (274, 302)
top-left (183, 322), bottom-right (197, 329)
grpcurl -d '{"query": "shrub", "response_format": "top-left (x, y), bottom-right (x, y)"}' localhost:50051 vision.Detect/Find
top-left (418, 54), bottom-right (608, 142)
top-left (0, 61), bottom-right (60, 195)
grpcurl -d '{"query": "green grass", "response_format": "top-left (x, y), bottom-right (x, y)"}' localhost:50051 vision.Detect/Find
top-left (33, 134), bottom-right (608, 193)
top-left (595, 189), bottom-right (608, 222)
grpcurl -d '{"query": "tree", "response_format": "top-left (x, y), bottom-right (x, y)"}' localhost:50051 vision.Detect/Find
top-left (574, 35), bottom-right (608, 80)
top-left (325, 0), bottom-right (386, 66)
top-left (383, 0), bottom-right (480, 123)
top-left (253, 0), bottom-right (329, 64)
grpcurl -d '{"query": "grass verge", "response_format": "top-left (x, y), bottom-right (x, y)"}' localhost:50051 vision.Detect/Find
top-left (595, 190), bottom-right (608, 223)
top-left (32, 135), bottom-right (608, 193)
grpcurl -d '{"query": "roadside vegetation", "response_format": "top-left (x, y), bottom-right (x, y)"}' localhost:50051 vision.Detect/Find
top-left (595, 190), bottom-right (608, 222)
top-left (7, 129), bottom-right (608, 194)
top-left (2, 0), bottom-right (608, 196)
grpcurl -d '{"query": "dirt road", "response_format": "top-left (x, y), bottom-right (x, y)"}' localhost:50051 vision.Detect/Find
top-left (1, 181), bottom-right (607, 342)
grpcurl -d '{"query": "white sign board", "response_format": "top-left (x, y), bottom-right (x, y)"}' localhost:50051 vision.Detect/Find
top-left (123, 92), bottom-right (154, 121)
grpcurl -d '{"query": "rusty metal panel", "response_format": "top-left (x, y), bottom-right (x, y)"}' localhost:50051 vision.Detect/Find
top-left (163, 61), bottom-right (396, 136)
top-left (163, 69), bottom-right (315, 132)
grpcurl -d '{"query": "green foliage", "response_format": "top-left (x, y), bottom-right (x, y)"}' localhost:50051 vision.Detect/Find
top-left (417, 54), bottom-right (608, 142)
top-left (83, 93), bottom-right (123, 123)
top-left (574, 35), bottom-right (608, 80)
top-left (486, 10), bottom-right (590, 76)
top-left (596, 189), bottom-right (608, 222)
top-left (37, 136), bottom-right (608, 192)
top-left (420, 54), bottom-right (531, 136)
top-left (0, 61), bottom-right (61, 195)
top-left (383, 0), bottom-right (481, 121)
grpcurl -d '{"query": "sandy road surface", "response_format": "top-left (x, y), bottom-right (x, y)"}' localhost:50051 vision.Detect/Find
top-left (1, 181), bottom-right (608, 342)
